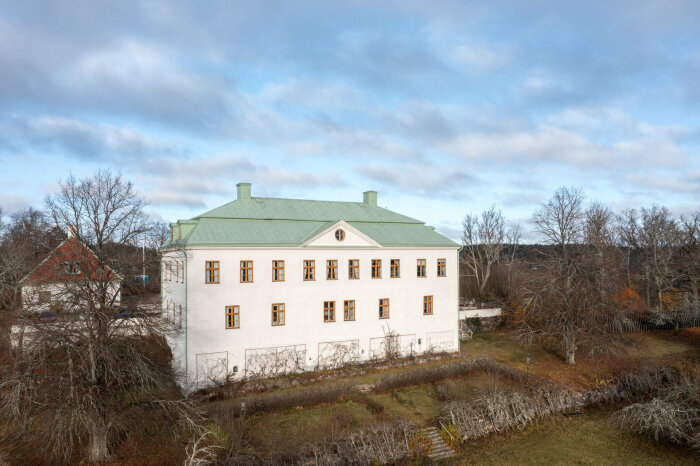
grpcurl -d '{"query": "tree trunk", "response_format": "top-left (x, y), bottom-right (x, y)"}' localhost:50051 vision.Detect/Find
top-left (565, 348), bottom-right (576, 365)
top-left (564, 336), bottom-right (576, 365)
top-left (479, 263), bottom-right (491, 295)
top-left (88, 418), bottom-right (109, 463)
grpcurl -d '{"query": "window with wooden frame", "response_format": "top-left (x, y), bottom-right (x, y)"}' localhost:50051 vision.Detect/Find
top-left (272, 303), bottom-right (285, 326)
top-left (335, 229), bottom-right (345, 241)
top-left (178, 304), bottom-right (182, 328)
top-left (323, 301), bottom-right (336, 322)
top-left (272, 260), bottom-right (285, 281)
top-left (225, 305), bottom-right (240, 329)
top-left (164, 263), bottom-right (169, 281)
top-left (417, 259), bottom-right (426, 278)
top-left (303, 260), bottom-right (315, 281)
top-left (437, 258), bottom-right (446, 277)
top-left (344, 300), bottom-right (355, 321)
top-left (390, 259), bottom-right (400, 278)
top-left (181, 262), bottom-right (185, 283)
top-left (240, 260), bottom-right (253, 283)
top-left (38, 291), bottom-right (51, 304)
top-left (348, 259), bottom-right (359, 279)
top-left (379, 298), bottom-right (390, 319)
top-left (371, 259), bottom-right (382, 278)
top-left (326, 260), bottom-right (338, 280)
top-left (174, 260), bottom-right (179, 282)
top-left (205, 261), bottom-right (219, 283)
top-left (423, 295), bottom-right (433, 315)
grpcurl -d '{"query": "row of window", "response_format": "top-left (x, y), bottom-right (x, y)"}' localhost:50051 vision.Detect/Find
top-left (202, 258), bottom-right (447, 284)
top-left (224, 296), bottom-right (435, 329)
top-left (164, 260), bottom-right (185, 282)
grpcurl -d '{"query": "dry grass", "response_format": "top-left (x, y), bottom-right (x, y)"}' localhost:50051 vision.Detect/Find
top-left (461, 329), bottom-right (697, 390)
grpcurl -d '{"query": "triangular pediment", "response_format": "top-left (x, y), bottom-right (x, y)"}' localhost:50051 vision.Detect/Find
top-left (302, 221), bottom-right (380, 248)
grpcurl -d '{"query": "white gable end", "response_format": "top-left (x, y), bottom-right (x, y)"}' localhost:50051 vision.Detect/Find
top-left (303, 221), bottom-right (379, 248)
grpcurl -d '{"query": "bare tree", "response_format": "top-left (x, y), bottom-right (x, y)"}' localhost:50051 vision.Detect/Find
top-left (623, 207), bottom-right (680, 310)
top-left (516, 188), bottom-right (631, 365)
top-left (0, 171), bottom-right (203, 463)
top-left (678, 211), bottom-right (700, 301)
top-left (461, 205), bottom-right (507, 296)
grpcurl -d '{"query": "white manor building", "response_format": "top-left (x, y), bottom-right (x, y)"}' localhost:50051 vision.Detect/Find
top-left (161, 183), bottom-right (459, 387)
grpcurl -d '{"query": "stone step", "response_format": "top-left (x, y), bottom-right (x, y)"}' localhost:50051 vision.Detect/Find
top-left (416, 426), bottom-right (455, 460)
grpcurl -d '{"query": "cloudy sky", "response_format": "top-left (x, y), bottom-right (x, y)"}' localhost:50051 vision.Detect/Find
top-left (1, 1), bottom-right (699, 240)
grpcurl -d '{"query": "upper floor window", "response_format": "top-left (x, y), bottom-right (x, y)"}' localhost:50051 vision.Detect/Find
top-left (205, 261), bottom-right (219, 284)
top-left (423, 295), bottom-right (433, 315)
top-left (371, 259), bottom-right (382, 279)
top-left (64, 261), bottom-right (80, 275)
top-left (344, 300), bottom-right (355, 321)
top-left (379, 298), bottom-right (390, 319)
top-left (335, 229), bottom-right (345, 241)
top-left (272, 303), bottom-right (285, 326)
top-left (225, 305), bottom-right (240, 329)
top-left (390, 259), bottom-right (400, 278)
top-left (303, 260), bottom-right (315, 281)
top-left (417, 259), bottom-right (426, 278)
top-left (240, 260), bottom-right (253, 283)
top-left (324, 301), bottom-right (336, 322)
top-left (437, 258), bottom-right (446, 277)
top-left (181, 262), bottom-right (185, 283)
top-left (174, 260), bottom-right (179, 282)
top-left (327, 260), bottom-right (338, 280)
top-left (348, 259), bottom-right (359, 280)
top-left (272, 260), bottom-right (285, 282)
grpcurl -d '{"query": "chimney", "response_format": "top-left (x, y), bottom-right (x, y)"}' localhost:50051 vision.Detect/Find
top-left (67, 224), bottom-right (77, 238)
top-left (363, 190), bottom-right (377, 207)
top-left (237, 182), bottom-right (251, 201)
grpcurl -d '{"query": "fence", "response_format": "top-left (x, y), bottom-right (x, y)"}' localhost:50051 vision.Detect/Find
top-left (628, 312), bottom-right (700, 332)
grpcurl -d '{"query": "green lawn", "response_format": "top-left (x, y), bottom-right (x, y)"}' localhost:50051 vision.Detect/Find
top-left (455, 409), bottom-right (700, 465)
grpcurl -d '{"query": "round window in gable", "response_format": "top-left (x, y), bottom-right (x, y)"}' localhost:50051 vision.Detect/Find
top-left (335, 229), bottom-right (345, 241)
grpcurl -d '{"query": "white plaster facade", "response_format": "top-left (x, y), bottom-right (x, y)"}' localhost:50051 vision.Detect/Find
top-left (22, 281), bottom-right (121, 313)
top-left (161, 187), bottom-right (460, 388)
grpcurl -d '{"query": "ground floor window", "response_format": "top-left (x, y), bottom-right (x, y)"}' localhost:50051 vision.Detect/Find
top-left (423, 295), bottom-right (433, 315)
top-left (344, 300), bottom-right (355, 321)
top-left (272, 303), bottom-right (285, 326)
top-left (38, 291), bottom-right (51, 304)
top-left (379, 298), bottom-right (389, 319)
top-left (324, 301), bottom-right (336, 322)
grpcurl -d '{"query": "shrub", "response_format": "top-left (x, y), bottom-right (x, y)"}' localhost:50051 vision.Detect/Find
top-left (408, 432), bottom-right (432, 458)
top-left (375, 358), bottom-right (529, 392)
top-left (616, 369), bottom-right (700, 451)
top-left (465, 317), bottom-right (482, 332)
top-left (243, 381), bottom-right (356, 416)
top-left (441, 384), bottom-right (576, 440)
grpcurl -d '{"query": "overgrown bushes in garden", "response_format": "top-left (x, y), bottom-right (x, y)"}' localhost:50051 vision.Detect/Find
top-left (374, 357), bottom-right (529, 392)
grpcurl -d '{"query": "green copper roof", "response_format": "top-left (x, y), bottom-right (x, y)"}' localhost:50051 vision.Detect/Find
top-left (194, 197), bottom-right (422, 224)
top-left (164, 195), bottom-right (458, 248)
